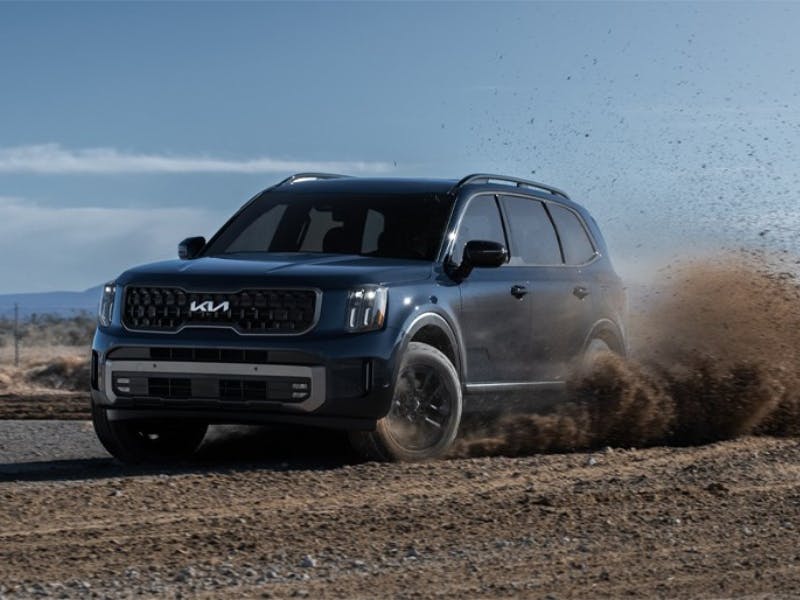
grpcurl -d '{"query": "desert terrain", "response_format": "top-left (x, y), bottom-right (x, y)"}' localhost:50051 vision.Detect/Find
top-left (0, 257), bottom-right (799, 598)
top-left (1, 424), bottom-right (798, 599)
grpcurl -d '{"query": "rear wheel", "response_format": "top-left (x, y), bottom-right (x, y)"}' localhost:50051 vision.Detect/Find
top-left (350, 342), bottom-right (462, 462)
top-left (580, 334), bottom-right (624, 375)
top-left (583, 336), bottom-right (612, 363)
top-left (92, 403), bottom-right (208, 464)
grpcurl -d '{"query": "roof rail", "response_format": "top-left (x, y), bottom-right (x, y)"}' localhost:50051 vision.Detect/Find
top-left (277, 172), bottom-right (352, 187)
top-left (450, 173), bottom-right (570, 200)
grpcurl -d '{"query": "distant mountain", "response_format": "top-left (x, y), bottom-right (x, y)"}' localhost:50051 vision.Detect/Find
top-left (0, 286), bottom-right (102, 319)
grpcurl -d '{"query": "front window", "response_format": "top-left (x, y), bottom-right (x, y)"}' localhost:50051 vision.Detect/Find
top-left (204, 192), bottom-right (454, 261)
top-left (452, 194), bottom-right (508, 264)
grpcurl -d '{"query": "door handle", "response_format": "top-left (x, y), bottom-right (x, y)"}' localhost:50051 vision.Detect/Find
top-left (573, 286), bottom-right (590, 300)
top-left (511, 284), bottom-right (528, 299)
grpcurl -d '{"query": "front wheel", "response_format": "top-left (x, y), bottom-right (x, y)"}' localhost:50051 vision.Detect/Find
top-left (92, 403), bottom-right (208, 464)
top-left (350, 342), bottom-right (462, 462)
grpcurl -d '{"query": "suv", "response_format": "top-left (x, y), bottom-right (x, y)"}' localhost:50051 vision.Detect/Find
top-left (91, 173), bottom-right (626, 463)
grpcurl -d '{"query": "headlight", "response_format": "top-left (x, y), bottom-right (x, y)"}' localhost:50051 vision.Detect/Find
top-left (98, 283), bottom-right (116, 327)
top-left (345, 285), bottom-right (387, 332)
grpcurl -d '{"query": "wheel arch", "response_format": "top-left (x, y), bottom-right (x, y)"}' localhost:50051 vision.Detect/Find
top-left (583, 318), bottom-right (627, 357)
top-left (397, 312), bottom-right (464, 381)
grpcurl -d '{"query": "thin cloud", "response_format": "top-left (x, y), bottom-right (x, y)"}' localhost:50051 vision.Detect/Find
top-left (0, 196), bottom-right (223, 293)
top-left (0, 143), bottom-right (393, 175)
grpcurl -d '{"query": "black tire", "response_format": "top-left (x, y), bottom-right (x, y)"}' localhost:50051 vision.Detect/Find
top-left (350, 341), bottom-right (462, 462)
top-left (580, 334), bottom-right (625, 377)
top-left (583, 337), bottom-right (613, 366)
top-left (92, 403), bottom-right (208, 464)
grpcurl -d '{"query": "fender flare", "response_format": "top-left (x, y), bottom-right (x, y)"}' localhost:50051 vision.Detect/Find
top-left (582, 318), bottom-right (627, 357)
top-left (394, 311), bottom-right (464, 381)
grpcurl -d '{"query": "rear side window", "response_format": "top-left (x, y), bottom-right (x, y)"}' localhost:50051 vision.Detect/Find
top-left (453, 195), bottom-right (507, 264)
top-left (499, 195), bottom-right (562, 266)
top-left (548, 204), bottom-right (596, 265)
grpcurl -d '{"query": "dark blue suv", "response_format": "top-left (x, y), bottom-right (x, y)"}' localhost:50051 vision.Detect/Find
top-left (91, 173), bottom-right (626, 462)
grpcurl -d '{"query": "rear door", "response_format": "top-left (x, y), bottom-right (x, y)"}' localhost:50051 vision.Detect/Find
top-left (497, 194), bottom-right (579, 381)
top-left (546, 202), bottom-right (601, 362)
top-left (454, 194), bottom-right (533, 383)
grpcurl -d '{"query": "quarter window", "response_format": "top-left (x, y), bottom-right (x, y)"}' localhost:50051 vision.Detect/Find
top-left (453, 195), bottom-right (507, 264)
top-left (499, 196), bottom-right (562, 266)
top-left (548, 204), bottom-right (596, 265)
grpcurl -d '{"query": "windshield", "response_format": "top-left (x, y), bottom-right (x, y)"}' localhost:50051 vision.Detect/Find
top-left (204, 192), bottom-right (455, 261)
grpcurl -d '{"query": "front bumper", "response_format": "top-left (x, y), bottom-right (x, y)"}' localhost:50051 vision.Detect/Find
top-left (91, 326), bottom-right (399, 431)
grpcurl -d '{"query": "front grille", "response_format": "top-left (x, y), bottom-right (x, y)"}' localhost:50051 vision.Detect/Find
top-left (122, 287), bottom-right (318, 334)
top-left (106, 346), bottom-right (317, 365)
top-left (150, 347), bottom-right (269, 363)
top-left (148, 377), bottom-right (191, 399)
top-left (114, 373), bottom-right (311, 403)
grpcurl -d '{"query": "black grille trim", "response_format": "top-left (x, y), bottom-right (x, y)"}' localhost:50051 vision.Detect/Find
top-left (150, 347), bottom-right (270, 363)
top-left (114, 374), bottom-right (311, 403)
top-left (106, 347), bottom-right (318, 365)
top-left (122, 286), bottom-right (320, 335)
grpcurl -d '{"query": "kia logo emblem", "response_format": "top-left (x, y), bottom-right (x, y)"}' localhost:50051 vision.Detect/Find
top-left (189, 300), bottom-right (230, 313)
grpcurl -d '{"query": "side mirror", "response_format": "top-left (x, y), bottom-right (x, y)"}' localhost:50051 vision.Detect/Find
top-left (463, 240), bottom-right (508, 268)
top-left (448, 240), bottom-right (508, 281)
top-left (178, 236), bottom-right (206, 260)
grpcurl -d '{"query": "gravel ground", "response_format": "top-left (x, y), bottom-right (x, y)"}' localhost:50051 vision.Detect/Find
top-left (0, 393), bottom-right (90, 421)
top-left (0, 421), bottom-right (799, 598)
top-left (0, 420), bottom-right (103, 465)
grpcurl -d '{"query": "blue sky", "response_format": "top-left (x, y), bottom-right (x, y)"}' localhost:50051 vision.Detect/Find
top-left (1, 2), bottom-right (799, 293)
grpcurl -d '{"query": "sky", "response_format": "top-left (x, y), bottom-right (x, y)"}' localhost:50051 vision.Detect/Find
top-left (1, 1), bottom-right (799, 294)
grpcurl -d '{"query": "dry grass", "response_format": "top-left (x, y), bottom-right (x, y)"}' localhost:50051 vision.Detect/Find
top-left (0, 344), bottom-right (87, 366)
top-left (0, 346), bottom-right (88, 395)
top-left (0, 313), bottom-right (91, 399)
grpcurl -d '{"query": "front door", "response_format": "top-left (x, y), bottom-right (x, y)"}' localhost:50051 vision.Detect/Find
top-left (453, 194), bottom-right (533, 383)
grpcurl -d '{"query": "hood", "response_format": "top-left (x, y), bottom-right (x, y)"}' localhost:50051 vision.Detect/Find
top-left (116, 253), bottom-right (433, 290)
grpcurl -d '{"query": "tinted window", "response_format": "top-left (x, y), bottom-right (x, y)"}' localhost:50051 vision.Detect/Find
top-left (299, 208), bottom-right (342, 252)
top-left (225, 205), bottom-right (286, 254)
top-left (548, 204), bottom-right (596, 265)
top-left (205, 192), bottom-right (454, 261)
top-left (361, 209), bottom-right (384, 254)
top-left (499, 196), bottom-right (562, 265)
top-left (453, 195), bottom-right (507, 264)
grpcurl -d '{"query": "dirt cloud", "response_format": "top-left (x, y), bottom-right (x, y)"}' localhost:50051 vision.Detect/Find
top-left (456, 256), bottom-right (800, 456)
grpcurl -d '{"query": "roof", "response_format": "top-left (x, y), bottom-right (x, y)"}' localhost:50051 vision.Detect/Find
top-left (264, 173), bottom-right (576, 206)
top-left (268, 176), bottom-right (458, 195)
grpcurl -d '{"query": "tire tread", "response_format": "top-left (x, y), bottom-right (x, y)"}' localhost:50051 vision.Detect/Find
top-left (350, 341), bottom-right (462, 462)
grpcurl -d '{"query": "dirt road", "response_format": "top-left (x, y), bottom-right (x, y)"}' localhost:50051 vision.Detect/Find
top-left (1, 421), bottom-right (798, 598)
top-left (0, 393), bottom-right (89, 421)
